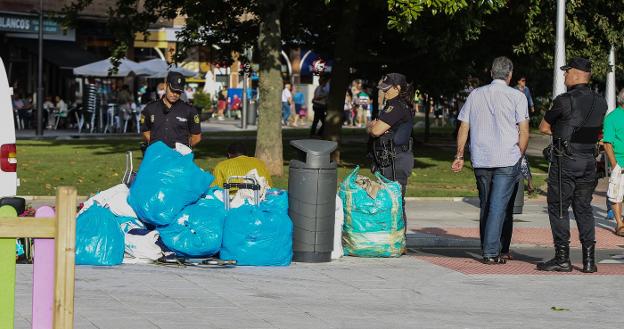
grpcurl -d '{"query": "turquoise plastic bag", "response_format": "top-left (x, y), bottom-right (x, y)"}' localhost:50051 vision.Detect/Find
top-left (220, 189), bottom-right (292, 266)
top-left (76, 205), bottom-right (125, 266)
top-left (339, 166), bottom-right (405, 257)
top-left (128, 141), bottom-right (214, 226)
top-left (159, 198), bottom-right (226, 257)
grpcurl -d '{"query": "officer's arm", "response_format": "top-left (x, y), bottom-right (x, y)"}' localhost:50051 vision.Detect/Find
top-left (189, 134), bottom-right (201, 147)
top-left (140, 109), bottom-right (151, 143)
top-left (540, 96), bottom-right (564, 135)
top-left (538, 120), bottom-right (551, 135)
top-left (143, 131), bottom-right (151, 143)
top-left (367, 120), bottom-right (391, 137)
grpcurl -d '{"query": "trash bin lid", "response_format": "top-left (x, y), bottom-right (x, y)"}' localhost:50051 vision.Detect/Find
top-left (290, 139), bottom-right (337, 168)
top-left (290, 140), bottom-right (337, 155)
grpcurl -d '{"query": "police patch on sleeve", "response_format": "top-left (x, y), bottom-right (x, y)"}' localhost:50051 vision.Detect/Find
top-left (140, 114), bottom-right (145, 124)
top-left (194, 114), bottom-right (200, 124)
top-left (150, 115), bottom-right (155, 123)
top-left (385, 106), bottom-right (394, 113)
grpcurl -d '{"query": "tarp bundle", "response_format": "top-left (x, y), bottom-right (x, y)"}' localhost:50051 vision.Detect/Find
top-left (339, 167), bottom-right (405, 257)
top-left (128, 142), bottom-right (214, 226)
top-left (220, 189), bottom-right (293, 266)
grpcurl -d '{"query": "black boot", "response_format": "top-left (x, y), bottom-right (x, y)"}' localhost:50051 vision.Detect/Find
top-left (581, 243), bottom-right (597, 273)
top-left (536, 244), bottom-right (572, 272)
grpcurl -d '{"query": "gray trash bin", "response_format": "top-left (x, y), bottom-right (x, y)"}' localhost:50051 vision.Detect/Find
top-left (247, 101), bottom-right (257, 125)
top-left (288, 139), bottom-right (337, 263)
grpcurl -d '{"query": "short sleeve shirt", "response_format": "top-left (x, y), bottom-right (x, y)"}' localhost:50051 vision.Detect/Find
top-left (281, 89), bottom-right (292, 103)
top-left (378, 98), bottom-right (411, 130)
top-left (603, 107), bottom-right (624, 166)
top-left (457, 79), bottom-right (528, 168)
top-left (141, 99), bottom-right (201, 148)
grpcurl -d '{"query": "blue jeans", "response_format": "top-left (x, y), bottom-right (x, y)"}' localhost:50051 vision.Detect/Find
top-left (474, 160), bottom-right (521, 257)
top-left (282, 102), bottom-right (290, 123)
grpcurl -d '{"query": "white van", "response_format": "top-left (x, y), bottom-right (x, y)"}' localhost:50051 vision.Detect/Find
top-left (0, 56), bottom-right (18, 198)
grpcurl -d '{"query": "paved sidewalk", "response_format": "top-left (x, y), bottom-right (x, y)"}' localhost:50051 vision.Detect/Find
top-left (12, 252), bottom-right (624, 329)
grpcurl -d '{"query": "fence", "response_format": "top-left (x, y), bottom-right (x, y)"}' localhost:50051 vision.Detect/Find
top-left (0, 186), bottom-right (77, 329)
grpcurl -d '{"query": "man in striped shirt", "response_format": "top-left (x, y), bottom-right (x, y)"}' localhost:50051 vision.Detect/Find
top-left (451, 56), bottom-right (530, 264)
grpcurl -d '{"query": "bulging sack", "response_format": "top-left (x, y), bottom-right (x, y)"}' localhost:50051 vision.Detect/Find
top-left (339, 166), bottom-right (405, 257)
top-left (76, 205), bottom-right (125, 266)
top-left (128, 142), bottom-right (214, 226)
top-left (221, 190), bottom-right (292, 266)
top-left (159, 198), bottom-right (226, 257)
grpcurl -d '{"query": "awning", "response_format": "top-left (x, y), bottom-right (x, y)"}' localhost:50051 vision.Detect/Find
top-left (12, 39), bottom-right (105, 70)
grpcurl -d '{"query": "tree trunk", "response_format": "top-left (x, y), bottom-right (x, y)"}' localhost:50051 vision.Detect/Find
top-left (255, 0), bottom-right (285, 176)
top-left (322, 0), bottom-right (360, 163)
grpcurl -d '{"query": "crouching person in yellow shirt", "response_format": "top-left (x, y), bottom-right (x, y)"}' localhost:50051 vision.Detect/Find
top-left (212, 142), bottom-right (273, 188)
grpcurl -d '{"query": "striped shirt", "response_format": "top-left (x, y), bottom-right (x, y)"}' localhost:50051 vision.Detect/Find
top-left (458, 79), bottom-right (529, 168)
top-left (212, 155), bottom-right (273, 187)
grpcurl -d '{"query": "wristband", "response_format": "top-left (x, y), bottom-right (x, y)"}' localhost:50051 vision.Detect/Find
top-left (454, 156), bottom-right (464, 160)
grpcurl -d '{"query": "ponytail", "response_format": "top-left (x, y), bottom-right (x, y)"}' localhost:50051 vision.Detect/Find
top-left (399, 82), bottom-right (415, 110)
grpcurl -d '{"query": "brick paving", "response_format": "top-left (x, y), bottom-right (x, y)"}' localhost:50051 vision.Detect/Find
top-left (416, 255), bottom-right (624, 276)
top-left (412, 226), bottom-right (624, 249)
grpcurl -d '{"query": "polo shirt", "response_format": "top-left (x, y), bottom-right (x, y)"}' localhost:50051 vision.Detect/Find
top-left (140, 99), bottom-right (201, 148)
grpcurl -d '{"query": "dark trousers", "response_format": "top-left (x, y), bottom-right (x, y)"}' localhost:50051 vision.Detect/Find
top-left (310, 104), bottom-right (326, 136)
top-left (474, 160), bottom-right (521, 257)
top-left (378, 150), bottom-right (414, 230)
top-left (547, 154), bottom-right (597, 247)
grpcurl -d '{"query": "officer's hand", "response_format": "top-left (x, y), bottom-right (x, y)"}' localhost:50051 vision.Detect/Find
top-left (451, 159), bottom-right (464, 173)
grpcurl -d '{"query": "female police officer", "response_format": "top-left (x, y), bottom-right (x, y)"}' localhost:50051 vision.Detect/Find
top-left (367, 73), bottom-right (415, 229)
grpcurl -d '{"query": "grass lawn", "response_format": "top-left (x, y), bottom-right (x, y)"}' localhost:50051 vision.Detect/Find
top-left (15, 130), bottom-right (549, 197)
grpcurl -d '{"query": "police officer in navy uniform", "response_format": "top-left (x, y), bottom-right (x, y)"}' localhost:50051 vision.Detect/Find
top-left (537, 58), bottom-right (607, 273)
top-left (367, 73), bottom-right (415, 230)
top-left (141, 72), bottom-right (202, 148)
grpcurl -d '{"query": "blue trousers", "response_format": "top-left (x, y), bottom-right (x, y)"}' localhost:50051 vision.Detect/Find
top-left (282, 102), bottom-right (290, 123)
top-left (474, 160), bottom-right (521, 257)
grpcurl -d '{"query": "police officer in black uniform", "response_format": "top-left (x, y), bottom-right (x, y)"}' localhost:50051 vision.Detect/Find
top-left (537, 58), bottom-right (607, 273)
top-left (141, 72), bottom-right (202, 148)
top-left (367, 73), bottom-right (415, 229)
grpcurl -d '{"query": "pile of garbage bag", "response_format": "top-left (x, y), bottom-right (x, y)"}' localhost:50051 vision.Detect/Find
top-left (339, 166), bottom-right (405, 257)
top-left (75, 141), bottom-right (292, 266)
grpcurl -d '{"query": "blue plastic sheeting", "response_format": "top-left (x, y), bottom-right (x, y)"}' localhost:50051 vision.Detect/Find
top-left (76, 205), bottom-right (125, 266)
top-left (339, 166), bottom-right (405, 257)
top-left (128, 142), bottom-right (214, 226)
top-left (221, 189), bottom-right (292, 266)
top-left (159, 198), bottom-right (226, 257)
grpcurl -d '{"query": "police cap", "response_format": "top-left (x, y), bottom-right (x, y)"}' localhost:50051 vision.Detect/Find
top-left (560, 57), bottom-right (591, 73)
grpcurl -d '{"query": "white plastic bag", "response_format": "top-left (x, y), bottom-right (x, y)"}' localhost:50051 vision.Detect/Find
top-left (332, 195), bottom-right (344, 260)
top-left (123, 230), bottom-right (163, 264)
top-left (79, 184), bottom-right (137, 218)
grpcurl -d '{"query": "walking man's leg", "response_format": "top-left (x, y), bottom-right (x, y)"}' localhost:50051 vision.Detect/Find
top-left (474, 169), bottom-right (493, 251)
top-left (481, 163), bottom-right (520, 261)
top-left (500, 182), bottom-right (518, 258)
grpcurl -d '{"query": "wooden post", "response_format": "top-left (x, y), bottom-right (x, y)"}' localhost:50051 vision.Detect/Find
top-left (53, 186), bottom-right (77, 329)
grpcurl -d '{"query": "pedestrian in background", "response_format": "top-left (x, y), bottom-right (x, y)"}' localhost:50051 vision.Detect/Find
top-left (281, 82), bottom-right (293, 126)
top-left (602, 88), bottom-right (624, 237)
top-left (537, 58), bottom-right (607, 273)
top-left (311, 75), bottom-right (330, 136)
top-left (515, 76), bottom-right (535, 114)
top-left (452, 56), bottom-right (529, 265)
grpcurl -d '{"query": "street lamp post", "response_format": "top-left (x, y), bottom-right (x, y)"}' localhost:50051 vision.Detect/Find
top-left (553, 0), bottom-right (566, 98)
top-left (606, 45), bottom-right (616, 114)
top-left (36, 0), bottom-right (44, 136)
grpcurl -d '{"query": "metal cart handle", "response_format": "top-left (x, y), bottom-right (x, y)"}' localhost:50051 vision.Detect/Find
top-left (223, 176), bottom-right (260, 211)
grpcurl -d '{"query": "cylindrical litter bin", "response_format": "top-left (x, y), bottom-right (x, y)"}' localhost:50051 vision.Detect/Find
top-left (247, 101), bottom-right (257, 125)
top-left (288, 139), bottom-right (337, 263)
top-left (513, 180), bottom-right (524, 214)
